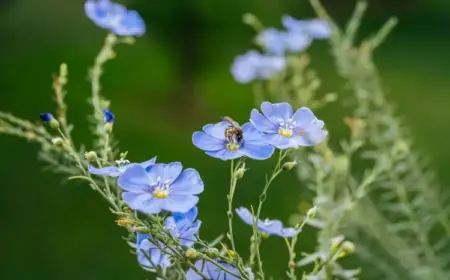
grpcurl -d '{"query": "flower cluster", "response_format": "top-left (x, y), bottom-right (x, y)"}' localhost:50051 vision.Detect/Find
top-left (192, 101), bottom-right (327, 160)
top-left (85, 0), bottom-right (146, 36)
top-left (231, 15), bottom-right (331, 83)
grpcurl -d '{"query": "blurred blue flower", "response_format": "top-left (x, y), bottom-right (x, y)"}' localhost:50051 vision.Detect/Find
top-left (118, 162), bottom-right (204, 214)
top-left (166, 207), bottom-right (201, 248)
top-left (250, 102), bottom-right (327, 149)
top-left (282, 15), bottom-right (331, 39)
top-left (186, 260), bottom-right (254, 280)
top-left (85, 0), bottom-right (146, 36)
top-left (236, 207), bottom-right (298, 238)
top-left (257, 28), bottom-right (312, 55)
top-left (103, 108), bottom-right (115, 123)
top-left (136, 233), bottom-right (171, 270)
top-left (192, 121), bottom-right (275, 160)
top-left (39, 113), bottom-right (54, 123)
top-left (88, 157), bottom-right (156, 177)
top-left (231, 50), bottom-right (286, 83)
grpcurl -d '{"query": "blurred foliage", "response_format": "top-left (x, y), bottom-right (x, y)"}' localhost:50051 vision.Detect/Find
top-left (1, 0), bottom-right (450, 279)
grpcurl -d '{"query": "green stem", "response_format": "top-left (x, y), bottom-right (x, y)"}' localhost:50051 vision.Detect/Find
top-left (227, 159), bottom-right (238, 252)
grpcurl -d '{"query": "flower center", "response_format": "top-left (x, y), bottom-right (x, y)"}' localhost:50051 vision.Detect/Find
top-left (277, 118), bottom-right (296, 138)
top-left (151, 176), bottom-right (170, 199)
top-left (226, 143), bottom-right (240, 151)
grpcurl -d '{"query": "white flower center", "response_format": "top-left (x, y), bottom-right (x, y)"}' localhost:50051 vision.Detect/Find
top-left (151, 176), bottom-right (170, 199)
top-left (277, 118), bottom-right (296, 137)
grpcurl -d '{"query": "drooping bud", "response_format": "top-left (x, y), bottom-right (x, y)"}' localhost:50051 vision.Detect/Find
top-left (235, 164), bottom-right (246, 180)
top-left (306, 206), bottom-right (317, 218)
top-left (340, 241), bottom-right (356, 256)
top-left (205, 248), bottom-right (219, 258)
top-left (282, 161), bottom-right (298, 171)
top-left (185, 248), bottom-right (198, 260)
top-left (84, 151), bottom-right (98, 162)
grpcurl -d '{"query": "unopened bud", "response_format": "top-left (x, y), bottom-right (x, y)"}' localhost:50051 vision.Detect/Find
top-left (49, 118), bottom-right (60, 129)
top-left (227, 250), bottom-right (236, 259)
top-left (341, 241), bottom-right (355, 255)
top-left (104, 122), bottom-right (113, 133)
top-left (242, 13), bottom-right (263, 31)
top-left (185, 248), bottom-right (198, 260)
top-left (115, 218), bottom-right (136, 227)
top-left (282, 161), bottom-right (297, 171)
top-left (84, 151), bottom-right (98, 162)
top-left (51, 137), bottom-right (64, 146)
top-left (323, 93), bottom-right (338, 103)
top-left (330, 235), bottom-right (344, 252)
top-left (133, 226), bottom-right (151, 233)
top-left (205, 248), bottom-right (219, 258)
top-left (260, 232), bottom-right (270, 239)
top-left (235, 165), bottom-right (246, 180)
top-left (289, 260), bottom-right (296, 269)
top-left (306, 206), bottom-right (317, 218)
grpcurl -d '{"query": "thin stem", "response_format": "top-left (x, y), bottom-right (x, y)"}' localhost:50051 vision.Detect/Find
top-left (227, 159), bottom-right (238, 252)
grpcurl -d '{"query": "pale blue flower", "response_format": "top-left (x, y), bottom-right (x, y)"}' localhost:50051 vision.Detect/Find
top-left (250, 102), bottom-right (327, 149)
top-left (257, 28), bottom-right (312, 55)
top-left (88, 157), bottom-right (156, 177)
top-left (236, 207), bottom-right (298, 238)
top-left (192, 121), bottom-right (275, 160)
top-left (282, 15), bottom-right (331, 39)
top-left (231, 50), bottom-right (286, 83)
top-left (166, 207), bottom-right (201, 248)
top-left (118, 162), bottom-right (204, 214)
top-left (136, 233), bottom-right (171, 270)
top-left (186, 260), bottom-right (254, 280)
top-left (85, 0), bottom-right (146, 36)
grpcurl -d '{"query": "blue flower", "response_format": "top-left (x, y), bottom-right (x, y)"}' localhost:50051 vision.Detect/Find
top-left (88, 157), bottom-right (156, 177)
top-left (103, 108), bottom-right (115, 123)
top-left (186, 260), bottom-right (254, 280)
top-left (136, 233), bottom-right (171, 270)
top-left (118, 162), bottom-right (204, 214)
top-left (282, 15), bottom-right (331, 39)
top-left (39, 113), bottom-right (54, 123)
top-left (192, 120), bottom-right (275, 161)
top-left (250, 102), bottom-right (327, 149)
top-left (231, 50), bottom-right (286, 83)
top-left (85, 0), bottom-right (146, 36)
top-left (165, 207), bottom-right (201, 248)
top-left (257, 28), bottom-right (312, 55)
top-left (236, 207), bottom-right (298, 238)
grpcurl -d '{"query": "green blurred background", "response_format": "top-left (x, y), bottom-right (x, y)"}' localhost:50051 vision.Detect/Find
top-left (1, 0), bottom-right (450, 279)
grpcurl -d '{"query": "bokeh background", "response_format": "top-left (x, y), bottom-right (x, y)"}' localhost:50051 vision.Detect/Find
top-left (1, 0), bottom-right (450, 279)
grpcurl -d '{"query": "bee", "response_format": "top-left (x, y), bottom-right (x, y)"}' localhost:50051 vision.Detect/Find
top-left (221, 116), bottom-right (243, 143)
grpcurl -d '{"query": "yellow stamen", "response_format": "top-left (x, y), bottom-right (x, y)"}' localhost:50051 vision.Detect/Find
top-left (153, 189), bottom-right (169, 199)
top-left (278, 128), bottom-right (293, 137)
top-left (226, 143), bottom-right (240, 151)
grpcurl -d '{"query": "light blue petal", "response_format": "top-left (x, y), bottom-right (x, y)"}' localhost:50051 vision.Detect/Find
top-left (88, 165), bottom-right (121, 177)
top-left (164, 216), bottom-right (179, 238)
top-left (139, 156), bottom-right (157, 171)
top-left (241, 122), bottom-right (266, 143)
top-left (205, 149), bottom-right (243, 161)
top-left (85, 0), bottom-right (126, 29)
top-left (170, 168), bottom-right (204, 195)
top-left (256, 56), bottom-right (286, 79)
top-left (136, 233), bottom-right (150, 245)
top-left (180, 220), bottom-right (201, 248)
top-left (122, 192), bottom-right (153, 211)
top-left (279, 227), bottom-right (299, 238)
top-left (236, 207), bottom-right (255, 226)
top-left (173, 206), bottom-right (198, 226)
top-left (203, 121), bottom-right (233, 139)
top-left (259, 219), bottom-right (284, 235)
top-left (292, 129), bottom-right (327, 146)
top-left (137, 239), bottom-right (171, 269)
top-left (163, 194), bottom-right (199, 213)
top-left (250, 109), bottom-right (278, 133)
top-left (304, 19), bottom-right (331, 39)
top-left (139, 198), bottom-right (165, 214)
top-left (240, 142), bottom-right (275, 160)
top-left (147, 162), bottom-right (183, 184)
top-left (111, 10), bottom-right (146, 36)
top-left (262, 134), bottom-right (296, 149)
top-left (230, 51), bottom-right (259, 83)
top-left (192, 131), bottom-right (225, 151)
top-left (285, 31), bottom-right (312, 53)
top-left (261, 102), bottom-right (293, 123)
top-left (117, 165), bottom-right (151, 192)
top-left (257, 28), bottom-right (286, 55)
top-left (292, 107), bottom-right (317, 125)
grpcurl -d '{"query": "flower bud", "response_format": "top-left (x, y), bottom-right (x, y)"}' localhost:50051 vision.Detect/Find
top-left (306, 206), bottom-right (317, 218)
top-left (185, 248), bottom-right (198, 260)
top-left (49, 118), bottom-right (60, 129)
top-left (205, 248), bottom-right (219, 258)
top-left (330, 235), bottom-right (344, 252)
top-left (51, 137), bottom-right (64, 146)
top-left (235, 165), bottom-right (246, 180)
top-left (341, 241), bottom-right (355, 255)
top-left (84, 151), bottom-right (98, 162)
top-left (282, 161), bottom-right (297, 171)
top-left (242, 13), bottom-right (263, 31)
top-left (227, 250), bottom-right (236, 259)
